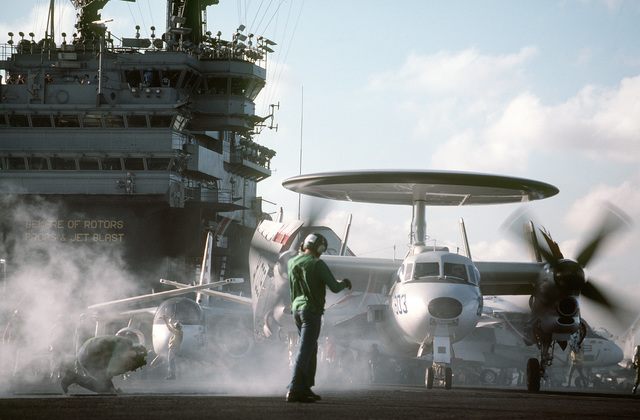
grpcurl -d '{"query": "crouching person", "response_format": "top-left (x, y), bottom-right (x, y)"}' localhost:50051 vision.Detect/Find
top-left (61, 335), bottom-right (147, 394)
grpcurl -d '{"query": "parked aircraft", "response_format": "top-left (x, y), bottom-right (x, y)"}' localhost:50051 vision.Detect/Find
top-left (88, 229), bottom-right (253, 368)
top-left (247, 170), bottom-right (559, 389)
top-left (478, 204), bottom-right (631, 391)
top-left (452, 296), bottom-right (624, 387)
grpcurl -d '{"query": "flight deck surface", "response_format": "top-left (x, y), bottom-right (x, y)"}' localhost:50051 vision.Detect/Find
top-left (282, 170), bottom-right (559, 205)
top-left (1, 379), bottom-right (637, 419)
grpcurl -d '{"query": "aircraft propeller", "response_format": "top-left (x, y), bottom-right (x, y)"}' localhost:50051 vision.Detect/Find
top-left (504, 202), bottom-right (632, 311)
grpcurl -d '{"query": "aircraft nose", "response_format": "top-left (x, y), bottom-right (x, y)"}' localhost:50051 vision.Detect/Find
top-left (428, 297), bottom-right (462, 319)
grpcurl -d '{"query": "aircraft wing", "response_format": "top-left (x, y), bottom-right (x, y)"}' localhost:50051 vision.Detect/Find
top-left (474, 261), bottom-right (545, 295)
top-left (321, 255), bottom-right (401, 294)
top-left (88, 280), bottom-right (235, 314)
top-left (478, 295), bottom-right (530, 327)
top-left (160, 279), bottom-right (253, 307)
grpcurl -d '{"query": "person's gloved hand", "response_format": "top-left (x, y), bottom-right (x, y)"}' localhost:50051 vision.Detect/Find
top-left (342, 278), bottom-right (352, 290)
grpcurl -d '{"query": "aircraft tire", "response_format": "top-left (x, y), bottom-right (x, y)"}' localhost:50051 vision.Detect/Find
top-left (481, 369), bottom-right (497, 384)
top-left (425, 367), bottom-right (434, 389)
top-left (445, 367), bottom-right (452, 390)
top-left (526, 358), bottom-right (541, 392)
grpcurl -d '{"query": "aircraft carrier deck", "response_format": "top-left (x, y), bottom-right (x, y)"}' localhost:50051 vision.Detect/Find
top-left (2, 378), bottom-right (638, 419)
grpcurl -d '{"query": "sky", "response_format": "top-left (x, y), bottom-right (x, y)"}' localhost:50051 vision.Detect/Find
top-left (1, 0), bottom-right (639, 339)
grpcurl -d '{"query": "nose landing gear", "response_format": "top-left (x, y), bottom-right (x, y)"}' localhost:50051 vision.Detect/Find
top-left (425, 364), bottom-right (452, 390)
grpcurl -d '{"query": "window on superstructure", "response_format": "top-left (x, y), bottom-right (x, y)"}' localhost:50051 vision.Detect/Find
top-left (27, 157), bottom-right (48, 170)
top-left (78, 157), bottom-right (100, 170)
top-left (101, 158), bottom-right (122, 171)
top-left (150, 115), bottom-right (174, 128)
top-left (5, 157), bottom-right (26, 170)
top-left (127, 115), bottom-right (148, 128)
top-left (0, 115), bottom-right (8, 128)
top-left (8, 115), bottom-right (29, 127)
top-left (244, 79), bottom-right (264, 100)
top-left (147, 158), bottom-right (172, 170)
top-left (123, 158), bottom-right (144, 171)
top-left (50, 157), bottom-right (77, 170)
top-left (30, 115), bottom-right (53, 127)
top-left (230, 78), bottom-right (249, 96)
top-left (54, 115), bottom-right (80, 127)
top-left (104, 115), bottom-right (125, 128)
top-left (183, 71), bottom-right (200, 92)
top-left (82, 114), bottom-right (103, 128)
top-left (163, 70), bottom-right (181, 87)
top-left (206, 77), bottom-right (228, 94)
top-left (124, 70), bottom-right (142, 88)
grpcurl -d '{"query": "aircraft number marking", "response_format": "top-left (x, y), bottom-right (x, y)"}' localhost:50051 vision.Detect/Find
top-left (393, 294), bottom-right (408, 315)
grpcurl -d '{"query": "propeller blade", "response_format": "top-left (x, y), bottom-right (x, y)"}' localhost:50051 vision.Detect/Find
top-left (300, 197), bottom-right (330, 227)
top-left (576, 203), bottom-right (631, 267)
top-left (539, 227), bottom-right (564, 260)
top-left (537, 244), bottom-right (559, 268)
top-left (502, 207), bottom-right (558, 265)
top-left (581, 279), bottom-right (613, 309)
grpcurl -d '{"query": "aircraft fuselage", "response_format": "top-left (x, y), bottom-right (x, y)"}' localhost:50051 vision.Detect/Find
top-left (378, 249), bottom-right (482, 357)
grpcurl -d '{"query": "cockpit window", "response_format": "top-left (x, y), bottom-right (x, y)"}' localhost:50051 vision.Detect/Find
top-left (414, 262), bottom-right (439, 279)
top-left (444, 263), bottom-right (468, 282)
top-left (467, 265), bottom-right (479, 285)
top-left (154, 299), bottom-right (204, 325)
top-left (404, 263), bottom-right (413, 281)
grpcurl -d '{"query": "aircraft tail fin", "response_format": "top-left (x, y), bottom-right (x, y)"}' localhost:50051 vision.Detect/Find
top-left (196, 231), bottom-right (214, 305)
top-left (197, 213), bottom-right (237, 304)
top-left (459, 218), bottom-right (472, 260)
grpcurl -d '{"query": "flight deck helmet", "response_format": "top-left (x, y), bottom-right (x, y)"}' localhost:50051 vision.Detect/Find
top-left (301, 233), bottom-right (328, 254)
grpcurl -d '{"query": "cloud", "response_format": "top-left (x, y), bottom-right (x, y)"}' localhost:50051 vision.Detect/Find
top-left (369, 46), bottom-right (538, 97)
top-left (365, 45), bottom-right (640, 174)
top-left (0, 3), bottom-right (76, 44)
top-left (431, 73), bottom-right (640, 173)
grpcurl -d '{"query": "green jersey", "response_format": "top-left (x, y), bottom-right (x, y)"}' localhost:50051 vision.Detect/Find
top-left (288, 252), bottom-right (346, 315)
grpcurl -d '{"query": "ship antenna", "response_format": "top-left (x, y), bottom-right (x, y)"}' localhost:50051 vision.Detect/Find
top-left (46, 0), bottom-right (55, 44)
top-left (297, 86), bottom-right (304, 220)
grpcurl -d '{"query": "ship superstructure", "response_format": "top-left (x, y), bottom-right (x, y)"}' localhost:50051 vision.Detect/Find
top-left (0, 0), bottom-right (277, 287)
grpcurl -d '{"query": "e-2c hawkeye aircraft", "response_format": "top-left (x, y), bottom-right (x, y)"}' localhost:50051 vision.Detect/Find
top-left (478, 205), bottom-right (631, 391)
top-left (248, 170), bottom-right (560, 390)
top-left (452, 295), bottom-right (624, 387)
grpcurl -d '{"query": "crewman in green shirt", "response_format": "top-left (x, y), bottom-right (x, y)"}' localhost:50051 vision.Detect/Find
top-left (285, 232), bottom-right (352, 403)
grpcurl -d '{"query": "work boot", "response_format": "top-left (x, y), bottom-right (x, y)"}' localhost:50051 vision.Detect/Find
top-left (305, 388), bottom-right (322, 401)
top-left (165, 374), bottom-right (176, 380)
top-left (60, 370), bottom-right (75, 394)
top-left (285, 390), bottom-right (315, 403)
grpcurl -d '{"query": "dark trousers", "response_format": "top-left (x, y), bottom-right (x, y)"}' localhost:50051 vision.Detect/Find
top-left (74, 346), bottom-right (115, 393)
top-left (66, 370), bottom-right (114, 393)
top-left (288, 310), bottom-right (322, 392)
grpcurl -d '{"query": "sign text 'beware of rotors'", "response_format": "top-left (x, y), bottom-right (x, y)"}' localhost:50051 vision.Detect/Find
top-left (24, 219), bottom-right (125, 243)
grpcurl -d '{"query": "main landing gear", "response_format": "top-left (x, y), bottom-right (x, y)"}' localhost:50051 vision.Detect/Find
top-left (425, 364), bottom-right (452, 390)
top-left (526, 358), bottom-right (541, 392)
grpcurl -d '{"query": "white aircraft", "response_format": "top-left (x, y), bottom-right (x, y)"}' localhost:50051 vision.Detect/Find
top-left (480, 205), bottom-right (631, 391)
top-left (248, 170), bottom-right (560, 389)
top-left (451, 296), bottom-right (624, 387)
top-left (88, 228), bottom-right (254, 367)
